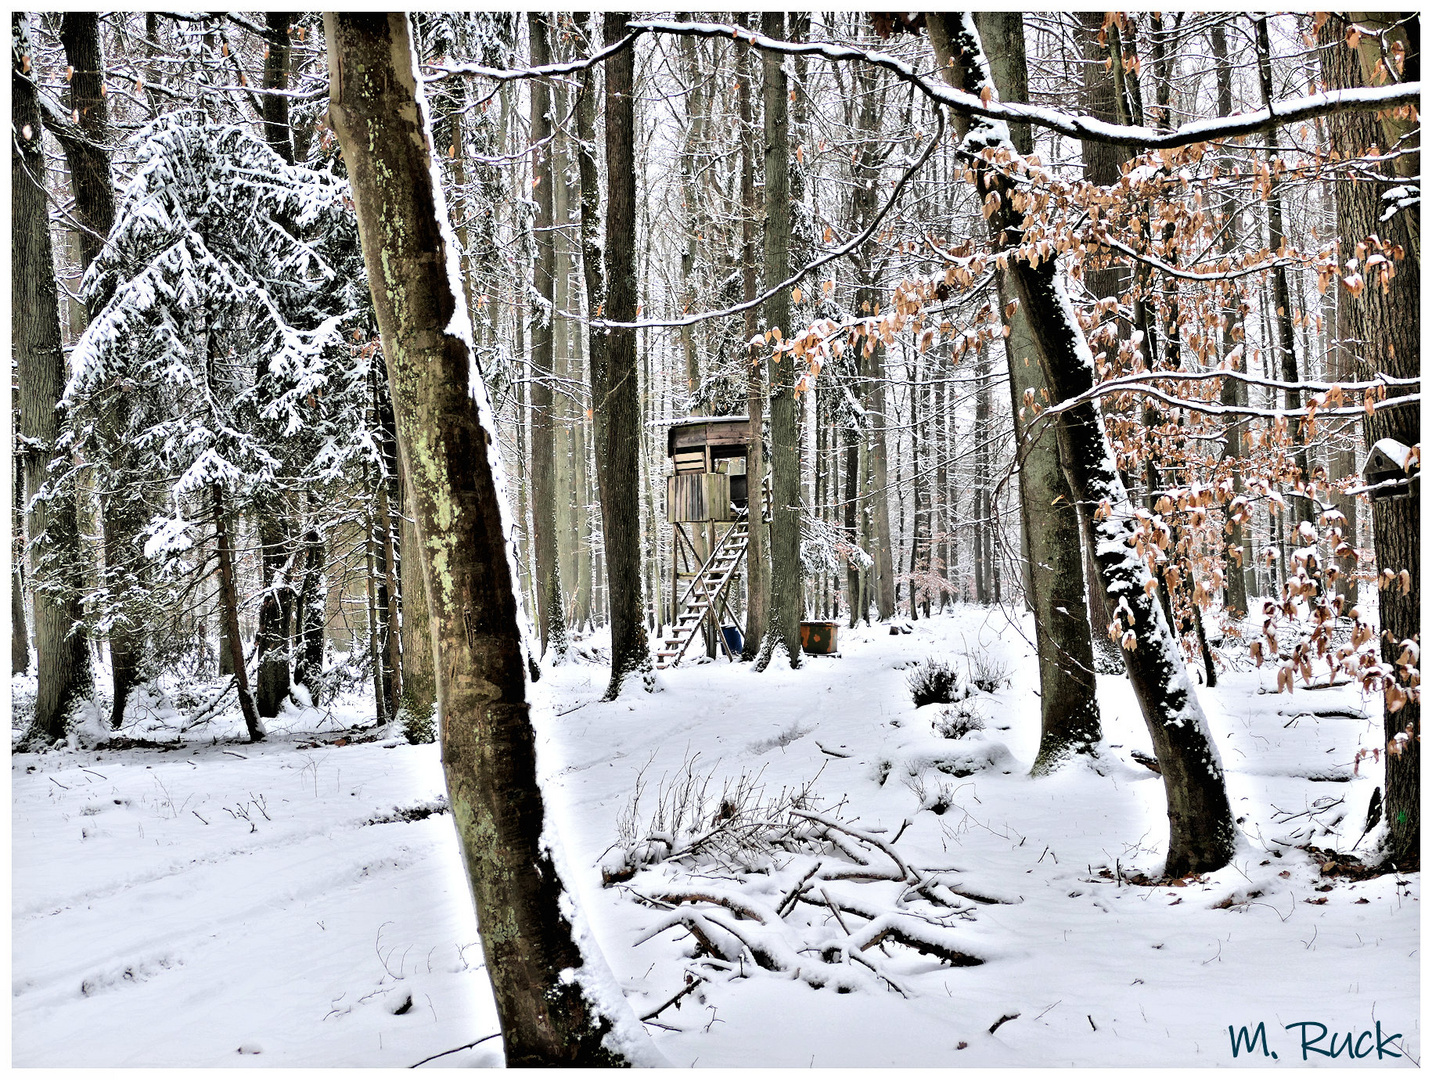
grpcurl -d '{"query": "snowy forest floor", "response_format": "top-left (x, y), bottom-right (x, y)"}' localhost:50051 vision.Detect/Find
top-left (11, 606), bottom-right (1420, 1068)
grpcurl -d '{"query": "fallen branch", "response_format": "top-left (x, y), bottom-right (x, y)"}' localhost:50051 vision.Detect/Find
top-left (989, 1012), bottom-right (1020, 1035)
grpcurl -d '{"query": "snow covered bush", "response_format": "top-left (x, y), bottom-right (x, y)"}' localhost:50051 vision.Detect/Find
top-left (934, 698), bottom-right (986, 740)
top-left (964, 646), bottom-right (1010, 693)
top-left (906, 657), bottom-right (965, 708)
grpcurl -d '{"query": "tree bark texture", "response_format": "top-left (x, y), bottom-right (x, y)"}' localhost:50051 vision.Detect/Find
top-left (851, 62), bottom-right (897, 622)
top-left (325, 13), bottom-right (647, 1064)
top-left (261, 12), bottom-right (296, 164)
top-left (1254, 17), bottom-right (1316, 534)
top-left (14, 14), bottom-right (94, 745)
top-left (596, 11), bottom-right (652, 699)
top-left (930, 13), bottom-right (1235, 877)
top-left (398, 480), bottom-right (437, 740)
top-left (255, 512), bottom-right (294, 719)
top-left (1319, 12), bottom-right (1420, 869)
top-left (756, 11), bottom-right (804, 670)
top-left (974, 10), bottom-right (1102, 773)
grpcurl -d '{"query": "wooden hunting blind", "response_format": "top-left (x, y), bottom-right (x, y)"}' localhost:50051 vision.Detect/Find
top-left (665, 416), bottom-right (751, 523)
top-left (658, 416), bottom-right (760, 669)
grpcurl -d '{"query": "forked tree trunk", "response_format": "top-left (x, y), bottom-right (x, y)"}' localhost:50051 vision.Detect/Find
top-left (928, 13), bottom-right (1235, 877)
top-left (58, 13), bottom-right (144, 729)
top-left (325, 13), bottom-right (652, 1064)
top-left (972, 10), bottom-right (1102, 773)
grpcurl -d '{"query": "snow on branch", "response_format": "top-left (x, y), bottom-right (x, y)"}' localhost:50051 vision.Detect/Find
top-left (628, 18), bottom-right (1421, 150)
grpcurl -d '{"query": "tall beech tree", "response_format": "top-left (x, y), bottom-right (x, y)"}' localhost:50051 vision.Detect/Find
top-left (737, 13), bottom-right (771, 660)
top-left (1317, 11), bottom-right (1420, 869)
top-left (925, 13), bottom-right (1236, 877)
top-left (324, 12), bottom-right (654, 1064)
top-left (754, 10), bottom-right (805, 671)
top-left (591, 11), bottom-right (653, 699)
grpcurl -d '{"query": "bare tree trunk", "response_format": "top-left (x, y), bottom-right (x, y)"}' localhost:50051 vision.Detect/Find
top-left (1209, 21), bottom-right (1253, 618)
top-left (1254, 17), bottom-right (1316, 534)
top-left (755, 11), bottom-right (803, 670)
top-left (736, 16), bottom-right (770, 659)
top-left (851, 63), bottom-right (896, 622)
top-left (1318, 11), bottom-right (1420, 869)
top-left (527, 13), bottom-right (567, 661)
top-left (56, 13), bottom-right (143, 728)
top-left (293, 514), bottom-right (327, 707)
top-left (593, 11), bottom-right (653, 698)
top-left (326, 13), bottom-right (650, 1064)
top-left (14, 15), bottom-right (94, 746)
top-left (261, 13), bottom-right (295, 164)
top-left (214, 487), bottom-right (264, 742)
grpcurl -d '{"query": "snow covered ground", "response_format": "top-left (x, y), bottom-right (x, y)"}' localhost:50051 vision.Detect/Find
top-left (11, 607), bottom-right (1420, 1067)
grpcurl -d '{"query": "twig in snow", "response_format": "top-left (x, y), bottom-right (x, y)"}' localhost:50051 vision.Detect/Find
top-left (775, 861), bottom-right (823, 918)
top-left (409, 1032), bottom-right (500, 1068)
top-left (814, 740), bottom-right (851, 758)
top-left (641, 973), bottom-right (706, 1021)
top-left (49, 777), bottom-right (69, 790)
top-left (989, 1012), bottom-right (1020, 1034)
top-left (819, 887), bottom-right (853, 937)
top-left (192, 810), bottom-right (209, 825)
top-left (221, 750), bottom-right (248, 759)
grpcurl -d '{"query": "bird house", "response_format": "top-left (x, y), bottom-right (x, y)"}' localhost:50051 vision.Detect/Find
top-left (1362, 438), bottom-right (1418, 501)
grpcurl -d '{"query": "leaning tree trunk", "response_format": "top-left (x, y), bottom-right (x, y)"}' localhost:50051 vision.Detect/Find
top-left (928, 13), bottom-right (1235, 877)
top-left (325, 12), bottom-right (653, 1065)
top-left (754, 10), bottom-right (804, 671)
top-left (594, 11), bottom-right (652, 699)
top-left (973, 11), bottom-right (1102, 773)
top-left (14, 14), bottom-right (94, 746)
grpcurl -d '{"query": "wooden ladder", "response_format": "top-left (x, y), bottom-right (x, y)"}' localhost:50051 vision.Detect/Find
top-left (655, 511), bottom-right (750, 669)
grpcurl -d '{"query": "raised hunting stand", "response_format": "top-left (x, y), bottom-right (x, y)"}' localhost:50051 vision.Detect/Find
top-left (658, 416), bottom-right (765, 668)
